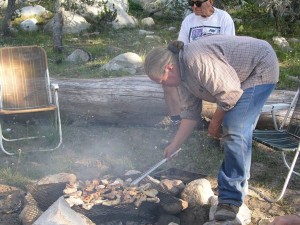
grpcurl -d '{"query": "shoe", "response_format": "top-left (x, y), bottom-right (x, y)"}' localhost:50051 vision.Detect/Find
top-left (214, 203), bottom-right (239, 221)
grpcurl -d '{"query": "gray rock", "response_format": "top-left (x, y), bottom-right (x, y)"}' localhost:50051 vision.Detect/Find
top-left (16, 5), bottom-right (46, 17)
top-left (141, 17), bottom-right (155, 27)
top-left (101, 52), bottom-right (143, 75)
top-left (44, 11), bottom-right (91, 34)
top-left (180, 205), bottom-right (210, 225)
top-left (66, 49), bottom-right (92, 63)
top-left (272, 36), bottom-right (292, 51)
top-left (181, 178), bottom-right (214, 207)
top-left (20, 18), bottom-right (38, 31)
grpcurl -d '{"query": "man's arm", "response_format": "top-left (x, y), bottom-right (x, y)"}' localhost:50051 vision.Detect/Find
top-left (208, 107), bottom-right (225, 139)
top-left (164, 118), bottom-right (198, 158)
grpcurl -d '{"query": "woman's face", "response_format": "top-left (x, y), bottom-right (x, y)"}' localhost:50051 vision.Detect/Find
top-left (191, 0), bottom-right (214, 17)
top-left (151, 64), bottom-right (181, 87)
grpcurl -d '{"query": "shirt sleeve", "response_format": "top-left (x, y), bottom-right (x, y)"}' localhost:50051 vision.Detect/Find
top-left (221, 12), bottom-right (236, 36)
top-left (178, 84), bottom-right (202, 121)
top-left (178, 19), bottom-right (190, 45)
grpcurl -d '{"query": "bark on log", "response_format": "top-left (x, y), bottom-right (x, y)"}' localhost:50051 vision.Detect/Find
top-left (53, 75), bottom-right (296, 128)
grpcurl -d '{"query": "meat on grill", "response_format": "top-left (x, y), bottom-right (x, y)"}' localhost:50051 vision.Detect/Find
top-left (63, 177), bottom-right (160, 210)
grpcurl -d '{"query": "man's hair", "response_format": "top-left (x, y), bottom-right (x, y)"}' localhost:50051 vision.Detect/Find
top-left (144, 41), bottom-right (183, 80)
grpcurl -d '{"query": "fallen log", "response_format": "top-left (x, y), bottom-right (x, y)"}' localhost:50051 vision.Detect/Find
top-left (53, 75), bottom-right (297, 128)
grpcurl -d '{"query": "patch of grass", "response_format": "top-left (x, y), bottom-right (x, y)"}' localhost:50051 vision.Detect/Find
top-left (0, 167), bottom-right (32, 188)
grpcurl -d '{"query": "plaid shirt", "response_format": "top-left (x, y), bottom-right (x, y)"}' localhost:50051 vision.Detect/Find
top-left (178, 35), bottom-right (279, 121)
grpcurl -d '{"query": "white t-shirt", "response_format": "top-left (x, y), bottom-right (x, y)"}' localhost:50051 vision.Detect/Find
top-left (178, 8), bottom-right (235, 45)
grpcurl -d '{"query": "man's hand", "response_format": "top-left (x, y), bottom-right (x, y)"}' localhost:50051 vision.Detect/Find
top-left (208, 108), bottom-right (226, 139)
top-left (208, 121), bottom-right (222, 139)
top-left (163, 119), bottom-right (198, 158)
top-left (164, 144), bottom-right (179, 159)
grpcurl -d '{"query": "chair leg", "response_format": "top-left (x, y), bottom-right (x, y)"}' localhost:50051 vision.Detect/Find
top-left (0, 122), bottom-right (15, 155)
top-left (0, 104), bottom-right (62, 155)
top-left (282, 152), bottom-right (300, 176)
top-left (272, 147), bottom-right (300, 202)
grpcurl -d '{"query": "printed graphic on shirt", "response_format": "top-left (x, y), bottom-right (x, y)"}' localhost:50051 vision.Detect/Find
top-left (189, 26), bottom-right (221, 42)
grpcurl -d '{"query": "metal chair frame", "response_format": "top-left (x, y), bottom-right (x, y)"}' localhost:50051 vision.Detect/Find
top-left (254, 89), bottom-right (300, 130)
top-left (0, 46), bottom-right (62, 155)
top-left (252, 87), bottom-right (300, 202)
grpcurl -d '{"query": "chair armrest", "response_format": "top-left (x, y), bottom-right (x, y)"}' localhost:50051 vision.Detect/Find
top-left (271, 103), bottom-right (291, 111)
top-left (261, 103), bottom-right (290, 113)
top-left (51, 83), bottom-right (59, 91)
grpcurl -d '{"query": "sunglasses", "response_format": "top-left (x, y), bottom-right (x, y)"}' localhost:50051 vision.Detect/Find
top-left (188, 0), bottom-right (209, 7)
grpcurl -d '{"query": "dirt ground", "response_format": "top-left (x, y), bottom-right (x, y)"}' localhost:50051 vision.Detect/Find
top-left (0, 119), bottom-right (299, 225)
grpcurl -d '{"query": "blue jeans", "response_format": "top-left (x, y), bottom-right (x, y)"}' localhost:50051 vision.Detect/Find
top-left (218, 84), bottom-right (275, 207)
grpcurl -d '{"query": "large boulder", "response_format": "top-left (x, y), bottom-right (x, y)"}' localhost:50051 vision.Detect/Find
top-left (44, 10), bottom-right (91, 34)
top-left (16, 5), bottom-right (47, 17)
top-left (101, 52), bottom-right (143, 75)
top-left (75, 0), bottom-right (137, 30)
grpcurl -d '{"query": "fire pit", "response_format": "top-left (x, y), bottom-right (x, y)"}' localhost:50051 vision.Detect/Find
top-left (26, 168), bottom-right (206, 225)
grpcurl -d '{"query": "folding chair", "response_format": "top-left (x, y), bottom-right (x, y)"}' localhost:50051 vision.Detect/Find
top-left (253, 89), bottom-right (300, 130)
top-left (0, 46), bottom-right (62, 155)
top-left (252, 87), bottom-right (300, 202)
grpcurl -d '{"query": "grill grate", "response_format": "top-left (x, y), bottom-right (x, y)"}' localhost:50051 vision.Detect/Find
top-left (26, 169), bottom-right (207, 224)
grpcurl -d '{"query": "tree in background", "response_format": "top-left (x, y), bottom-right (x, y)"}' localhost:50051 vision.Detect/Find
top-left (2, 0), bottom-right (16, 36)
top-left (53, 0), bottom-right (64, 53)
top-left (260, 0), bottom-right (294, 31)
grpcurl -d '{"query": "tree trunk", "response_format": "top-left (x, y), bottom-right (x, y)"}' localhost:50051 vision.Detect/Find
top-left (2, 0), bottom-right (16, 36)
top-left (52, 75), bottom-right (297, 128)
top-left (53, 0), bottom-right (64, 53)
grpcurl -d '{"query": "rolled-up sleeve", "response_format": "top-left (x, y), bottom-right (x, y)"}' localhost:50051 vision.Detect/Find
top-left (178, 84), bottom-right (202, 121)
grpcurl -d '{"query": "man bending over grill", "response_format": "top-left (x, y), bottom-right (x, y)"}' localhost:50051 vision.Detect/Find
top-left (143, 35), bottom-right (279, 221)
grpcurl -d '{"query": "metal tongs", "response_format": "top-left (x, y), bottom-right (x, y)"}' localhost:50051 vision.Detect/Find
top-left (131, 148), bottom-right (182, 186)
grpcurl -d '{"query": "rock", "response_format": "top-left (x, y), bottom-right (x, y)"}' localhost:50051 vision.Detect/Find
top-left (36, 173), bottom-right (77, 185)
top-left (159, 179), bottom-right (185, 196)
top-left (157, 213), bottom-right (180, 225)
top-left (233, 18), bottom-right (243, 25)
top-left (112, 4), bottom-right (138, 29)
top-left (0, 184), bottom-right (22, 194)
top-left (161, 197), bottom-right (188, 214)
top-left (145, 35), bottom-right (161, 41)
top-left (66, 49), bottom-right (92, 63)
top-left (272, 36), bottom-right (292, 51)
top-left (138, 29), bottom-right (155, 35)
top-left (16, 5), bottom-right (47, 17)
top-left (168, 26), bottom-right (176, 31)
top-left (141, 17), bottom-right (155, 27)
top-left (20, 18), bottom-right (38, 31)
top-left (204, 220), bottom-right (242, 225)
top-left (181, 179), bottom-right (214, 207)
top-left (33, 196), bottom-right (95, 225)
top-left (0, 190), bottom-right (25, 214)
top-left (288, 38), bottom-right (300, 44)
top-left (44, 11), bottom-right (91, 34)
top-left (180, 205), bottom-right (210, 225)
top-left (101, 52), bottom-right (143, 74)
